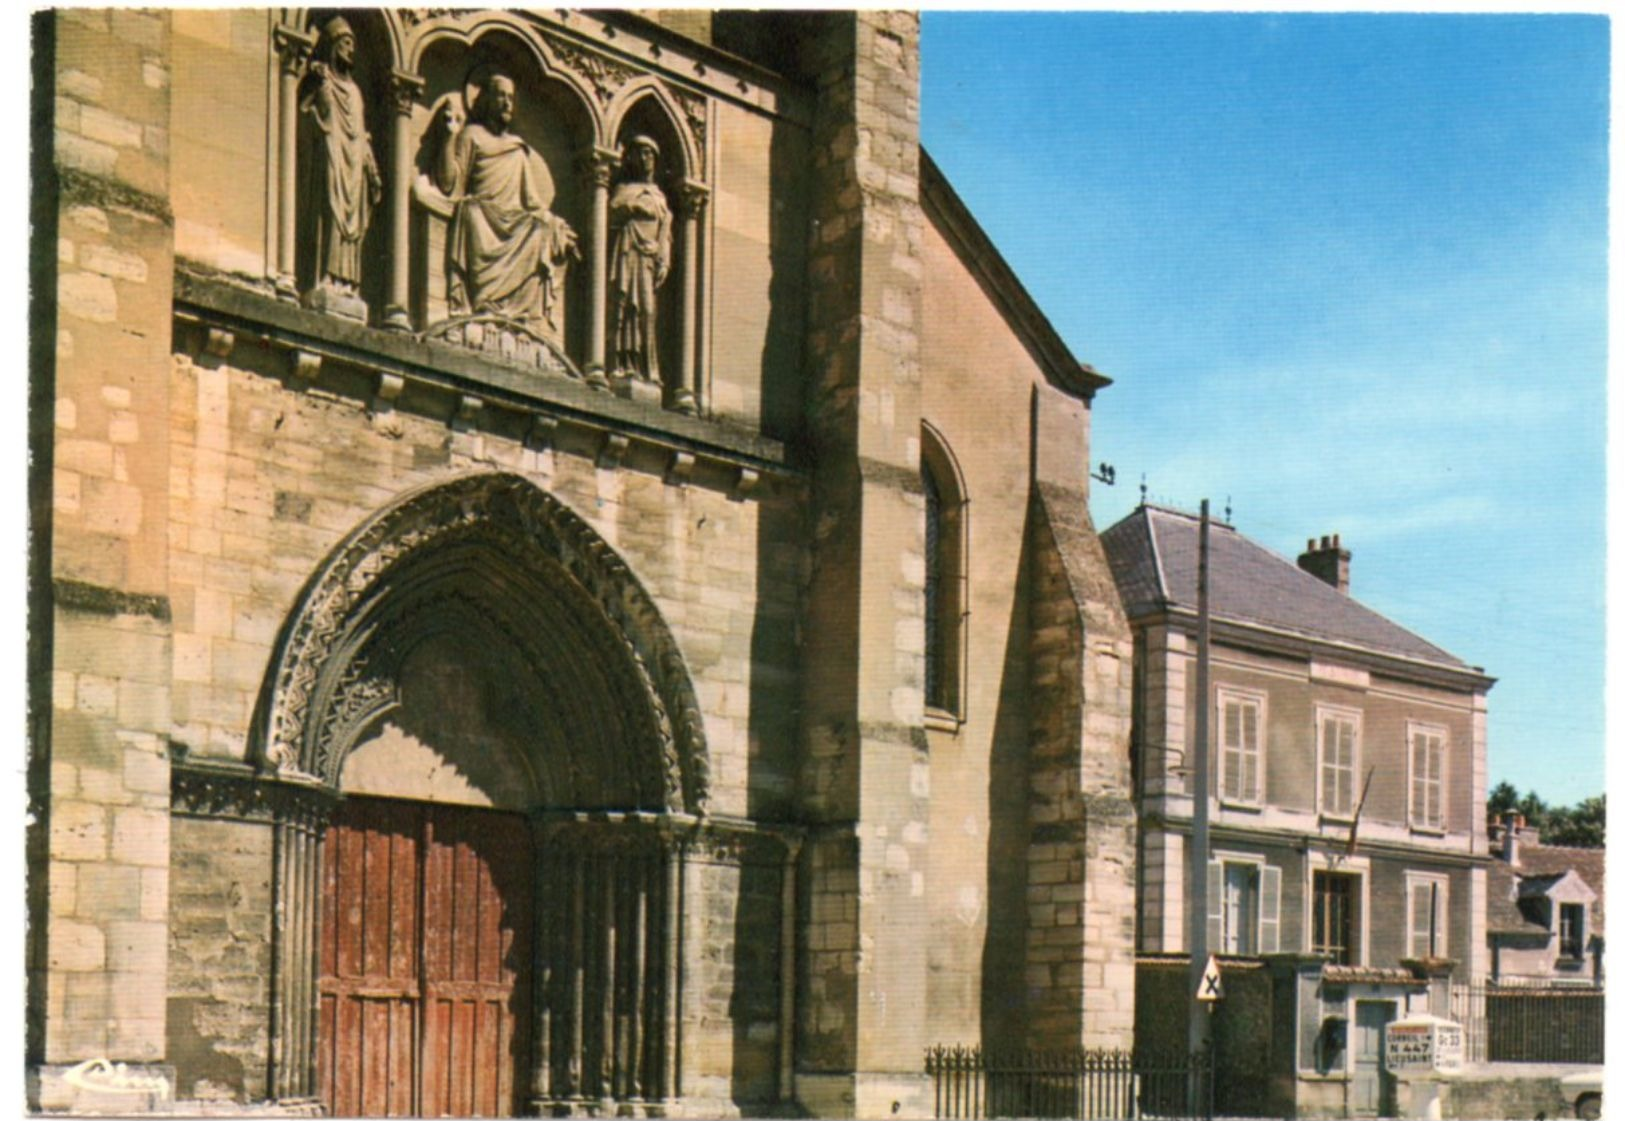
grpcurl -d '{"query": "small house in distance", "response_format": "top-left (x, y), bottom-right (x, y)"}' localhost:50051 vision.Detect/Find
top-left (1486, 814), bottom-right (1604, 985)
top-left (1102, 505), bottom-right (1495, 1119)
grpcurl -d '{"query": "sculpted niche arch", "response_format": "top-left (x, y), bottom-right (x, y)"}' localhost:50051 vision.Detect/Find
top-left (255, 471), bottom-right (710, 814)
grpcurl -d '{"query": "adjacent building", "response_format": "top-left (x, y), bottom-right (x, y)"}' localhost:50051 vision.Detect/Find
top-left (31, 9), bottom-right (1135, 1117)
top-left (1486, 816), bottom-right (1604, 986)
top-left (1102, 507), bottom-right (1496, 1118)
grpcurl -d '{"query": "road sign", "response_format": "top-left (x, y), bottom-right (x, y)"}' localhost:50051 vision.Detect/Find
top-left (1196, 955), bottom-right (1224, 1002)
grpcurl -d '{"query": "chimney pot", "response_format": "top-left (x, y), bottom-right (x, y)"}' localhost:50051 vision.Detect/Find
top-left (1298, 532), bottom-right (1352, 595)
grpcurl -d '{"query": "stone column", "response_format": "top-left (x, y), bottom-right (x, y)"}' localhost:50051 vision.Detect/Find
top-left (383, 70), bottom-right (424, 331)
top-left (795, 13), bottom-right (932, 1119)
top-left (271, 23), bottom-right (315, 300)
top-left (268, 781), bottom-right (337, 1104)
top-left (673, 181), bottom-right (708, 415)
top-left (579, 147), bottom-right (620, 389)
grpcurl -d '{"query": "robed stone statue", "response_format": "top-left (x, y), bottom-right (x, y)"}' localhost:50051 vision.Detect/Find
top-left (608, 135), bottom-right (673, 384)
top-left (299, 16), bottom-right (381, 319)
top-left (434, 71), bottom-right (578, 343)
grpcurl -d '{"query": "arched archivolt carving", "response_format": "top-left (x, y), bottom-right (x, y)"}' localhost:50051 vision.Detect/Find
top-left (253, 472), bottom-right (711, 814)
top-left (607, 79), bottom-right (703, 182)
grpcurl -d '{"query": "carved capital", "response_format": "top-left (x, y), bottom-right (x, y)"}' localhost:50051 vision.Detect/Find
top-left (388, 69), bottom-right (426, 117)
top-left (677, 181), bottom-right (710, 220)
top-left (273, 24), bottom-right (318, 77)
top-left (578, 146), bottom-right (622, 191)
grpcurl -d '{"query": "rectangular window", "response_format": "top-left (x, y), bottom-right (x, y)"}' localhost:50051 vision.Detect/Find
top-left (1409, 726), bottom-right (1446, 829)
top-left (1318, 709), bottom-right (1360, 817)
top-left (1219, 690), bottom-right (1264, 804)
top-left (1559, 903), bottom-right (1586, 960)
top-left (1406, 876), bottom-right (1447, 960)
top-left (1313, 870), bottom-right (1358, 965)
top-left (1207, 858), bottom-right (1282, 956)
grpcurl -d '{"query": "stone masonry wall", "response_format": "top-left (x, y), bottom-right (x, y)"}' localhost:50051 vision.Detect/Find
top-left (40, 8), bottom-right (177, 1080)
top-left (1025, 482), bottom-right (1136, 1052)
top-left (794, 12), bottom-right (933, 1117)
top-left (163, 336), bottom-right (800, 819)
top-left (166, 816), bottom-right (275, 1102)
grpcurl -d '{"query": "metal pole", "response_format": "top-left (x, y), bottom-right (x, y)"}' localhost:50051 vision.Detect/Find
top-left (1188, 499), bottom-right (1213, 1060)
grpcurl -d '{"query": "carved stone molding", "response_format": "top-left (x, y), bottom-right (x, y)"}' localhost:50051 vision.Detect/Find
top-left (388, 69), bottom-right (426, 117)
top-left (542, 31), bottom-right (639, 107)
top-left (272, 23), bottom-right (317, 77)
top-left (671, 88), bottom-right (708, 177)
top-left (258, 472), bottom-right (711, 811)
top-left (677, 180), bottom-right (710, 220)
top-left (171, 760), bottom-right (338, 830)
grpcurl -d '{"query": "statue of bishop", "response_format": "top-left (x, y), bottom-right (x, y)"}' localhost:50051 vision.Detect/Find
top-left (299, 16), bottom-right (381, 320)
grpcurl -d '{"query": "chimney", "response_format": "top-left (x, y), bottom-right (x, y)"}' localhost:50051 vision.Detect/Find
top-left (1298, 534), bottom-right (1351, 594)
top-left (1500, 811), bottom-right (1523, 864)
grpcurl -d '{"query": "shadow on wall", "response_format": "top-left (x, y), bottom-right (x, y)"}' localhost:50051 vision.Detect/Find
top-left (981, 495), bottom-right (1035, 1047)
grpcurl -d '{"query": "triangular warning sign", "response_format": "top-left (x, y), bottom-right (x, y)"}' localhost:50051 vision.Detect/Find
top-left (1196, 954), bottom-right (1224, 1002)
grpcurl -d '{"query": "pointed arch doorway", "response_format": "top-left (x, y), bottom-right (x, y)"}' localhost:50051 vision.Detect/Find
top-left (255, 474), bottom-right (709, 1116)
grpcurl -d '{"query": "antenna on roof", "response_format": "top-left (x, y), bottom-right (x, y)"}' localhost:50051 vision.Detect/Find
top-left (1224, 496), bottom-right (1232, 523)
top-left (1140, 473), bottom-right (1148, 506)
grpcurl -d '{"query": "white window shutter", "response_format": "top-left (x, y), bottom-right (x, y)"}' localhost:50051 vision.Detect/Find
top-left (1260, 864), bottom-right (1282, 953)
top-left (1206, 859), bottom-right (1224, 952)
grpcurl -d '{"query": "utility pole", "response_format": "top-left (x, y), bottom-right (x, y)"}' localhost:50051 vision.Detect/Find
top-left (1188, 499), bottom-right (1213, 1058)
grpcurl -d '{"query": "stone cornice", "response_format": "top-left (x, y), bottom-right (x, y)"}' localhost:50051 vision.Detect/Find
top-left (173, 266), bottom-right (801, 497)
top-left (919, 148), bottom-right (1109, 403)
top-left (170, 757), bottom-right (338, 826)
top-left (1134, 608), bottom-right (1495, 693)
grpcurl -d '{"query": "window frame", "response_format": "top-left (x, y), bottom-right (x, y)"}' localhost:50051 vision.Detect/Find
top-left (1315, 705), bottom-right (1362, 820)
top-left (1407, 722), bottom-right (1448, 833)
top-left (1305, 852), bottom-right (1369, 966)
top-left (920, 422), bottom-right (968, 729)
top-left (1404, 872), bottom-right (1449, 960)
top-left (1216, 686), bottom-right (1267, 807)
top-left (1206, 851), bottom-right (1282, 956)
top-left (1558, 902), bottom-right (1587, 961)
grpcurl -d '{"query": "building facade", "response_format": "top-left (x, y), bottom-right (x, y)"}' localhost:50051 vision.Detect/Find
top-left (1102, 508), bottom-right (1495, 1118)
top-left (30, 9), bottom-right (1135, 1117)
top-left (1486, 817), bottom-right (1604, 986)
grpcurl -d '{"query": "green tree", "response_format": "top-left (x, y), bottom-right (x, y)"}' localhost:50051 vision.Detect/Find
top-left (1485, 784), bottom-right (1604, 848)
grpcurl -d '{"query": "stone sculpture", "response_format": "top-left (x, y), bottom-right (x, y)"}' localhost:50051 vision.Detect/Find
top-left (434, 70), bottom-right (578, 343)
top-left (299, 16), bottom-right (381, 320)
top-left (608, 136), bottom-right (672, 385)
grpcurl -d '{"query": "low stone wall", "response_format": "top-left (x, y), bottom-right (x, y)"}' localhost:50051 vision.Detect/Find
top-left (1436, 1062), bottom-right (1597, 1120)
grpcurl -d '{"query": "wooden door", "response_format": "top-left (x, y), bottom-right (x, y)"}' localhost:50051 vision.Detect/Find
top-left (318, 797), bottom-right (532, 1117)
top-left (1351, 1000), bottom-right (1396, 1118)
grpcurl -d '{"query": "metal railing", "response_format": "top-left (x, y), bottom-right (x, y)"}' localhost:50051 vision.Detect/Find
top-left (924, 1045), bottom-right (1214, 1120)
top-left (1449, 982), bottom-right (1605, 1064)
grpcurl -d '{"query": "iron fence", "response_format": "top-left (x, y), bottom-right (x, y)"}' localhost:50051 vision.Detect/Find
top-left (924, 1045), bottom-right (1213, 1120)
top-left (1448, 982), bottom-right (1604, 1064)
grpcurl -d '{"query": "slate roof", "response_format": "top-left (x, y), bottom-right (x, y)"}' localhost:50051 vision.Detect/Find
top-left (1487, 839), bottom-right (1606, 936)
top-left (1100, 505), bottom-right (1467, 669)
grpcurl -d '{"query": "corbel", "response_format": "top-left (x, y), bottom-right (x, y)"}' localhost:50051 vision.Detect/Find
top-left (664, 451), bottom-right (696, 487)
top-left (732, 466), bottom-right (761, 501)
top-left (369, 372), bottom-right (405, 416)
top-left (596, 432), bottom-right (630, 470)
top-left (450, 394), bottom-right (484, 433)
top-left (290, 349), bottom-right (322, 383)
top-left (202, 326), bottom-right (235, 363)
top-left (525, 414), bottom-right (559, 452)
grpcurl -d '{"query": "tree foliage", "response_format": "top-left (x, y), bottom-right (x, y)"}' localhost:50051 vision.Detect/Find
top-left (1488, 783), bottom-right (1605, 848)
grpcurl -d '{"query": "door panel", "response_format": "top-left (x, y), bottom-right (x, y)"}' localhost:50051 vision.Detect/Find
top-left (319, 797), bottom-right (531, 1118)
top-left (1352, 1000), bottom-right (1396, 1118)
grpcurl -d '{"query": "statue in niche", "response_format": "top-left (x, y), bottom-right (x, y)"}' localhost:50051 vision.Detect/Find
top-left (608, 136), bottom-right (672, 385)
top-left (299, 15), bottom-right (381, 321)
top-left (433, 70), bottom-right (578, 345)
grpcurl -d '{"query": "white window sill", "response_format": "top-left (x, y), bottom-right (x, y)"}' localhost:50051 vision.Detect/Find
top-left (1220, 799), bottom-right (1264, 813)
top-left (924, 707), bottom-right (962, 734)
top-left (1409, 823), bottom-right (1446, 837)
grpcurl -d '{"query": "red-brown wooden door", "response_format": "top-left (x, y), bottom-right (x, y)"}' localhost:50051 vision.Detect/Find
top-left (318, 797), bottom-right (532, 1117)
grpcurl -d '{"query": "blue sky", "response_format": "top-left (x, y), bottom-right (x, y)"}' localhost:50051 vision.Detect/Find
top-left (922, 13), bottom-right (1608, 806)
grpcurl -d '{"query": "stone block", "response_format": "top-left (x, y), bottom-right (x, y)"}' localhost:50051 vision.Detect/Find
top-left (81, 477), bottom-right (144, 537)
top-left (140, 867), bottom-right (168, 921)
top-left (76, 765), bottom-right (134, 807)
top-left (51, 801), bottom-right (108, 862)
top-left (123, 739), bottom-right (169, 795)
top-left (118, 678), bottom-right (170, 731)
top-left (112, 807), bottom-right (168, 867)
top-left (56, 130), bottom-right (120, 178)
top-left (76, 862), bottom-right (143, 918)
top-left (49, 917), bottom-right (106, 972)
top-left (107, 919), bottom-right (169, 976)
top-left (57, 437), bottom-right (113, 478)
top-left (173, 631), bottom-right (210, 683)
top-left (50, 863), bottom-right (77, 917)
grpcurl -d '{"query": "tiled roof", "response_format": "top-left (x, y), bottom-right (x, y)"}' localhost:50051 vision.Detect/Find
top-left (1100, 505), bottom-right (1466, 668)
top-left (1486, 840), bottom-right (1606, 935)
top-left (1322, 965), bottom-right (1427, 987)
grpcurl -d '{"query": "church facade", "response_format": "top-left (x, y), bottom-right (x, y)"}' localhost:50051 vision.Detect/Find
top-left (31, 10), bottom-right (1135, 1117)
